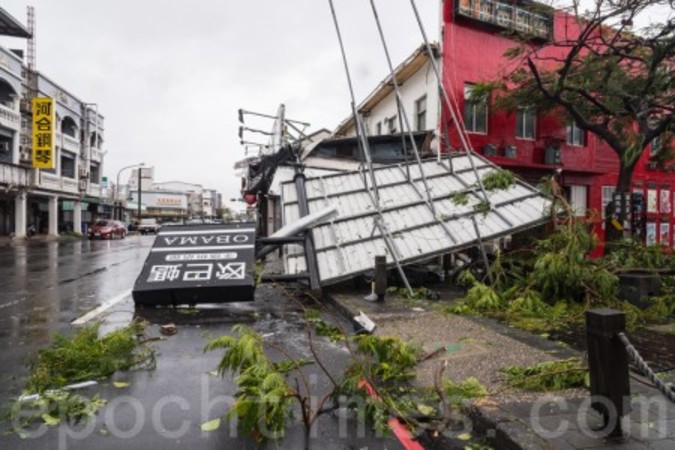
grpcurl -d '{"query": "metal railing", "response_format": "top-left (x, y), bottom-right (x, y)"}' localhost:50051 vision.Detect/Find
top-left (0, 162), bottom-right (29, 187)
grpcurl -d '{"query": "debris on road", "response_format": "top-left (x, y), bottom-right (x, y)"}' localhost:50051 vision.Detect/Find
top-left (160, 323), bottom-right (178, 336)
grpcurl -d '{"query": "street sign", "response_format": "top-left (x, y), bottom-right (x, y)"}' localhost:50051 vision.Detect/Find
top-left (32, 97), bottom-right (55, 169)
top-left (132, 222), bottom-right (256, 305)
top-left (101, 176), bottom-right (108, 188)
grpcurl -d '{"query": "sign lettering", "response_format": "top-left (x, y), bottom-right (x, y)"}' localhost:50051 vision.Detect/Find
top-left (32, 98), bottom-right (55, 169)
top-left (161, 234), bottom-right (249, 247)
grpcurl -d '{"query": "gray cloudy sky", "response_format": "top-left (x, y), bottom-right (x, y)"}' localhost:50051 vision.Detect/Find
top-left (0, 1), bottom-right (669, 211)
top-left (0, 0), bottom-right (441, 209)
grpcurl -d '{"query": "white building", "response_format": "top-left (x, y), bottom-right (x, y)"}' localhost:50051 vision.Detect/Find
top-left (151, 181), bottom-right (203, 218)
top-left (332, 43), bottom-right (440, 141)
top-left (0, 9), bottom-right (107, 237)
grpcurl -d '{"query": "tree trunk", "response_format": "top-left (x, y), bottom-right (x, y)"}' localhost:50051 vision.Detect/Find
top-left (604, 162), bottom-right (635, 252)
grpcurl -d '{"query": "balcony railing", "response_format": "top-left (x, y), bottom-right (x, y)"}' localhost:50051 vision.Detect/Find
top-left (0, 104), bottom-right (20, 128)
top-left (62, 134), bottom-right (81, 152)
top-left (457, 0), bottom-right (552, 40)
top-left (90, 148), bottom-right (103, 161)
top-left (39, 172), bottom-right (80, 194)
top-left (0, 162), bottom-right (29, 187)
top-left (88, 184), bottom-right (101, 198)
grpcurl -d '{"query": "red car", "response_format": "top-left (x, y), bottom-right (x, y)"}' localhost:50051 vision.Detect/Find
top-left (89, 220), bottom-right (127, 239)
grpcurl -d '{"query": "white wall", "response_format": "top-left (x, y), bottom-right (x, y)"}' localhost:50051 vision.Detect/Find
top-left (343, 59), bottom-right (440, 138)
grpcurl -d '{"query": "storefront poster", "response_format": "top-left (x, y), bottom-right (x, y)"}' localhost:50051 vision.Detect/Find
top-left (660, 190), bottom-right (671, 214)
top-left (660, 223), bottom-right (670, 247)
top-left (646, 222), bottom-right (656, 246)
top-left (647, 190), bottom-right (657, 213)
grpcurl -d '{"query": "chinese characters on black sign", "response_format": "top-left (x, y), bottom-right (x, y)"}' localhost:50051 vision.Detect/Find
top-left (132, 224), bottom-right (257, 305)
top-left (32, 98), bottom-right (55, 169)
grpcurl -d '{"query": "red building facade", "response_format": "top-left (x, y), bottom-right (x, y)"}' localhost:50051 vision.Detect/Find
top-left (440, 0), bottom-right (674, 251)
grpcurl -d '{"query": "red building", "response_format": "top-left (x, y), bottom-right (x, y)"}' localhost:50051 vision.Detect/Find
top-left (440, 0), bottom-right (674, 250)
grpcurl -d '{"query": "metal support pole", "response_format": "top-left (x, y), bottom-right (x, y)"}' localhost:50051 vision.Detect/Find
top-left (374, 255), bottom-right (387, 302)
top-left (586, 308), bottom-right (631, 439)
top-left (137, 168), bottom-right (141, 221)
top-left (294, 172), bottom-right (321, 293)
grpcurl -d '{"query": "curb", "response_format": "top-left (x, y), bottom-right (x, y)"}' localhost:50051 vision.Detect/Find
top-left (465, 402), bottom-right (554, 450)
top-left (322, 289), bottom-right (572, 450)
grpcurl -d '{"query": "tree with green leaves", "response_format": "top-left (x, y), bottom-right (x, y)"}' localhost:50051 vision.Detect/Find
top-left (477, 0), bottom-right (674, 245)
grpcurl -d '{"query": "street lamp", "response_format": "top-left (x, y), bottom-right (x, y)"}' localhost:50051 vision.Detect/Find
top-left (115, 162), bottom-right (144, 220)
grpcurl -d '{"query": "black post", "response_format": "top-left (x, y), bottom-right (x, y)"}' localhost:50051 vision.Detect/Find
top-left (374, 255), bottom-right (387, 302)
top-left (442, 253), bottom-right (452, 280)
top-left (586, 308), bottom-right (631, 438)
top-left (137, 168), bottom-right (141, 222)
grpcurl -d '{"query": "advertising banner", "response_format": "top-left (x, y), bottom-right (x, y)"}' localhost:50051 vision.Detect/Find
top-left (32, 97), bottom-right (55, 169)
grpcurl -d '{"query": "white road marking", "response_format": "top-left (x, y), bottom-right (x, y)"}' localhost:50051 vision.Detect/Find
top-left (71, 289), bottom-right (132, 325)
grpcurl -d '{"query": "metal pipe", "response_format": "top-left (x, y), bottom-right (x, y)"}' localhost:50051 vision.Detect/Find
top-left (256, 204), bottom-right (338, 259)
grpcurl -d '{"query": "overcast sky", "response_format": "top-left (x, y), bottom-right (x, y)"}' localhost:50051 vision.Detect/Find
top-left (0, 0), bottom-right (442, 209)
top-left (0, 1), bottom-right (669, 211)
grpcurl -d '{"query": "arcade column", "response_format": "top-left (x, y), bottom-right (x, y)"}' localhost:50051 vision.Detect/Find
top-left (14, 190), bottom-right (27, 238)
top-left (73, 199), bottom-right (82, 235)
top-left (48, 195), bottom-right (59, 237)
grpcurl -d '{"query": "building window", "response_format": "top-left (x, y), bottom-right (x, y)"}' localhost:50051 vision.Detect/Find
top-left (415, 95), bottom-right (427, 131)
top-left (515, 108), bottom-right (536, 140)
top-left (376, 121), bottom-right (382, 135)
top-left (463, 84), bottom-right (487, 134)
top-left (566, 121), bottom-right (586, 147)
top-left (61, 117), bottom-right (78, 138)
top-left (386, 116), bottom-right (397, 134)
top-left (90, 162), bottom-right (100, 184)
top-left (60, 151), bottom-right (76, 178)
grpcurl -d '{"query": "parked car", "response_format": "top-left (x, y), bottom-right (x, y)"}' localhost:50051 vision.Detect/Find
top-left (89, 220), bottom-right (126, 239)
top-left (138, 218), bottom-right (160, 234)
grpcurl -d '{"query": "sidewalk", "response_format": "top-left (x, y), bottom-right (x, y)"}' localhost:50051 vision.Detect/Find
top-left (0, 233), bottom-right (84, 246)
top-left (324, 285), bottom-right (675, 449)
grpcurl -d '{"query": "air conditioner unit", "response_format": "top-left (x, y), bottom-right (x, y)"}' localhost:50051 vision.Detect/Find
top-left (483, 144), bottom-right (498, 156)
top-left (504, 144), bottom-right (517, 159)
top-left (78, 179), bottom-right (88, 191)
top-left (544, 146), bottom-right (561, 165)
top-left (19, 99), bottom-right (31, 112)
top-left (19, 147), bottom-right (31, 162)
top-left (79, 167), bottom-right (90, 178)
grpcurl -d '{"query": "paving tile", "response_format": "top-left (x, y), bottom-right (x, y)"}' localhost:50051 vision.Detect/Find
top-left (648, 439), bottom-right (675, 450)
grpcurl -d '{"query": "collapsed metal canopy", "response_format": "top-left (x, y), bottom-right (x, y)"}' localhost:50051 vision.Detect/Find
top-left (281, 153), bottom-right (551, 286)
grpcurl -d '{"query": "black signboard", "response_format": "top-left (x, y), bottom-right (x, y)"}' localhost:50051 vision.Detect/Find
top-left (132, 222), bottom-right (256, 305)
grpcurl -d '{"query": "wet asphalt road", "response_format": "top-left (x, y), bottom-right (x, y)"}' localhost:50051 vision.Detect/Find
top-left (0, 236), bottom-right (398, 450)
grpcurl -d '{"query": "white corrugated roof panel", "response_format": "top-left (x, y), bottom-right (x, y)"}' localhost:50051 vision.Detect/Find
top-left (281, 153), bottom-right (551, 286)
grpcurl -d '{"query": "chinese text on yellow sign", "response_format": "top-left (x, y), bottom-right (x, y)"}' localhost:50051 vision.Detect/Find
top-left (32, 97), bottom-right (54, 169)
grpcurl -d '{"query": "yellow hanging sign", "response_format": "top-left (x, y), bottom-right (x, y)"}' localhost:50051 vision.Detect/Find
top-left (32, 97), bottom-right (55, 169)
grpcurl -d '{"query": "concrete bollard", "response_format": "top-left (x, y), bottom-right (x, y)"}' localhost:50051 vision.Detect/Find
top-left (585, 308), bottom-right (631, 438)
